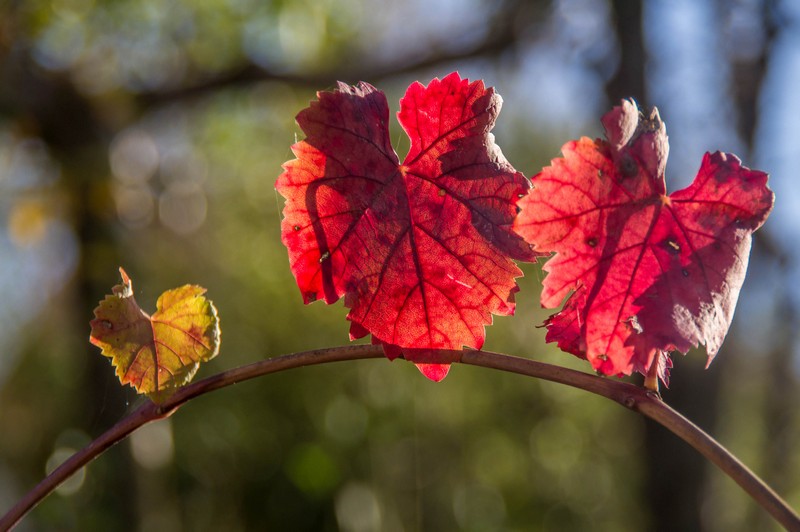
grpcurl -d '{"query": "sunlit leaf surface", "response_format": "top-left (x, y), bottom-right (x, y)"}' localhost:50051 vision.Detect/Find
top-left (90, 268), bottom-right (220, 399)
top-left (277, 72), bottom-right (539, 381)
top-left (515, 100), bottom-right (773, 385)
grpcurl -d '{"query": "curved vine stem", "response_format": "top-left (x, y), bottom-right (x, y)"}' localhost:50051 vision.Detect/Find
top-left (1, 345), bottom-right (797, 531)
top-left (458, 350), bottom-right (800, 530)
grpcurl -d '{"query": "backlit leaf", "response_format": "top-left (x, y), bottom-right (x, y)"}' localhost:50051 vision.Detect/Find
top-left (89, 268), bottom-right (220, 399)
top-left (514, 99), bottom-right (773, 387)
top-left (276, 72), bottom-right (539, 381)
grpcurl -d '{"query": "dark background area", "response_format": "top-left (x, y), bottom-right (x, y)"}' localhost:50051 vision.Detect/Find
top-left (0, 0), bottom-right (798, 530)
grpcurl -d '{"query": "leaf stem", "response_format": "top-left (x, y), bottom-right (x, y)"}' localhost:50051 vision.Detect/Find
top-left (1, 346), bottom-right (797, 530)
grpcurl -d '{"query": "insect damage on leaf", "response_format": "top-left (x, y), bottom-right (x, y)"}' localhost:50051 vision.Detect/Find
top-left (514, 99), bottom-right (773, 388)
top-left (276, 72), bottom-right (540, 381)
top-left (89, 268), bottom-right (220, 401)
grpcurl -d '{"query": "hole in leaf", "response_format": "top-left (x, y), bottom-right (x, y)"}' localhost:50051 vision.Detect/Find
top-left (619, 155), bottom-right (637, 177)
top-left (664, 239), bottom-right (680, 254)
top-left (625, 315), bottom-right (643, 334)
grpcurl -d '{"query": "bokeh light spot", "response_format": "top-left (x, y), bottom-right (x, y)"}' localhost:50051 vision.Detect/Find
top-left (114, 184), bottom-right (155, 228)
top-left (130, 419), bottom-right (174, 470)
top-left (110, 129), bottom-right (159, 184)
top-left (7, 200), bottom-right (49, 247)
top-left (158, 182), bottom-right (207, 235)
top-left (285, 443), bottom-right (340, 497)
top-left (45, 448), bottom-right (86, 496)
top-left (335, 482), bottom-right (382, 532)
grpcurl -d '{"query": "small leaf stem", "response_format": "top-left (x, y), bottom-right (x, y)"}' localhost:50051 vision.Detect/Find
top-left (2, 346), bottom-right (797, 531)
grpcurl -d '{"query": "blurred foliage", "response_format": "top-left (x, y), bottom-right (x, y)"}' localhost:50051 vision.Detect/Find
top-left (0, 0), bottom-right (798, 531)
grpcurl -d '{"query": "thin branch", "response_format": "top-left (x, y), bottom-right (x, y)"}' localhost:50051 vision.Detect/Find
top-left (1, 345), bottom-right (798, 531)
top-left (0, 345), bottom-right (384, 531)
top-left (136, 0), bottom-right (534, 108)
top-left (136, 28), bottom-right (516, 109)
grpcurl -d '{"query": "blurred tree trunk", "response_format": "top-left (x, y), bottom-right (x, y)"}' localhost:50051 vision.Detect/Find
top-left (1, 31), bottom-right (137, 526)
top-left (606, 0), bottom-right (647, 105)
top-left (605, 2), bottom-right (722, 530)
top-left (729, 0), bottom-right (773, 149)
top-left (734, 2), bottom-right (798, 529)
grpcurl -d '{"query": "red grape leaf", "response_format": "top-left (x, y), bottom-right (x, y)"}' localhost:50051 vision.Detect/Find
top-left (514, 99), bottom-right (773, 385)
top-left (276, 72), bottom-right (538, 381)
top-left (89, 268), bottom-right (220, 400)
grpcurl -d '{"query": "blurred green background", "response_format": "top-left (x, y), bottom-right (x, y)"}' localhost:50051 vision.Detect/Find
top-left (1, 0), bottom-right (799, 530)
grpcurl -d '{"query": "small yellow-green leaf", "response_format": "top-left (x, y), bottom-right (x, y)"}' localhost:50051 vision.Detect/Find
top-left (90, 268), bottom-right (220, 400)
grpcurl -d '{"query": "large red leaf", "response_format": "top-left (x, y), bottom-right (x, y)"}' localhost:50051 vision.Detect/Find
top-left (277, 73), bottom-right (538, 381)
top-left (514, 99), bottom-right (773, 386)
